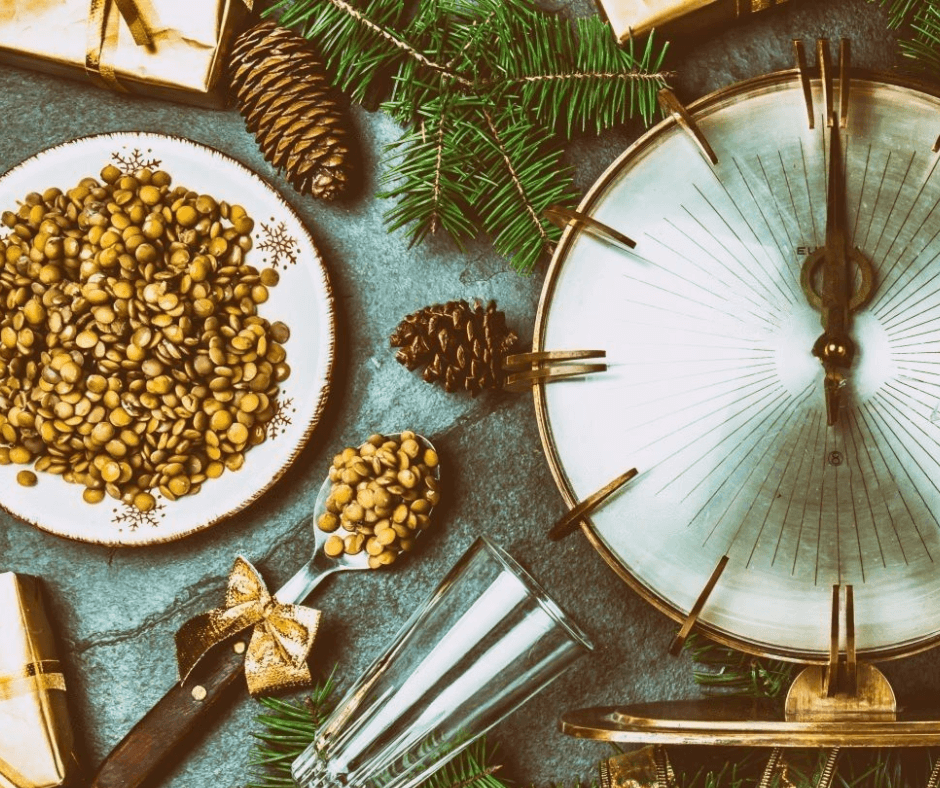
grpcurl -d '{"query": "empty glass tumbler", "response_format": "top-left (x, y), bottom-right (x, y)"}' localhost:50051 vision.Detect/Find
top-left (292, 536), bottom-right (593, 788)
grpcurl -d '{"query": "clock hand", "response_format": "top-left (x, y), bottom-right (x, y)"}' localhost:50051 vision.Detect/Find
top-left (811, 114), bottom-right (854, 426)
top-left (799, 39), bottom-right (875, 427)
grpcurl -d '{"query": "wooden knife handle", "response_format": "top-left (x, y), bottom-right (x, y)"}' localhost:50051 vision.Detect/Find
top-left (90, 638), bottom-right (248, 788)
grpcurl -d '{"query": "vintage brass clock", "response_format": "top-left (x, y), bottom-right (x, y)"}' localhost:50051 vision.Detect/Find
top-left (534, 40), bottom-right (940, 755)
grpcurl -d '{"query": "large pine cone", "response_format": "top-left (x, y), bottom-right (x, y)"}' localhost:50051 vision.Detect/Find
top-left (390, 300), bottom-right (518, 395)
top-left (229, 21), bottom-right (353, 200)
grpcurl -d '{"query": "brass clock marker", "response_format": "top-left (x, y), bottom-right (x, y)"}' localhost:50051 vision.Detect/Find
top-left (543, 205), bottom-right (637, 253)
top-left (658, 88), bottom-right (718, 166)
top-left (794, 39), bottom-right (814, 128)
top-left (838, 39), bottom-right (850, 127)
top-left (667, 555), bottom-right (729, 656)
top-left (818, 38), bottom-right (833, 126)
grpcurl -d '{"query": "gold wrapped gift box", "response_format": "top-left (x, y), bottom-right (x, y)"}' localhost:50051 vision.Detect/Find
top-left (0, 573), bottom-right (78, 788)
top-left (0, 0), bottom-right (252, 108)
top-left (596, 0), bottom-right (788, 44)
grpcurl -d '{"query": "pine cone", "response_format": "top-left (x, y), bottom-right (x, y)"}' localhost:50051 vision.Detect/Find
top-left (390, 300), bottom-right (518, 395)
top-left (229, 21), bottom-right (353, 200)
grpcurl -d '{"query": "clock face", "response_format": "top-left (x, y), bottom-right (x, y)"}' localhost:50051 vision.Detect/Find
top-left (535, 71), bottom-right (940, 662)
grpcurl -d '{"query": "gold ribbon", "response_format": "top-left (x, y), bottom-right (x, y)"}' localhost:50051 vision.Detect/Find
top-left (0, 660), bottom-right (67, 788)
top-left (85, 0), bottom-right (255, 91)
top-left (174, 556), bottom-right (320, 697)
top-left (600, 747), bottom-right (675, 788)
top-left (0, 660), bottom-right (66, 702)
top-left (741, 0), bottom-right (787, 13)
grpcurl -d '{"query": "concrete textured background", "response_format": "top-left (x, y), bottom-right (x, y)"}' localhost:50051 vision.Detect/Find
top-left (2, 1), bottom-right (937, 786)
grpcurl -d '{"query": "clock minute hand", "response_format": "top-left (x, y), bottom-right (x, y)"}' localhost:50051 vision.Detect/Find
top-left (811, 115), bottom-right (855, 426)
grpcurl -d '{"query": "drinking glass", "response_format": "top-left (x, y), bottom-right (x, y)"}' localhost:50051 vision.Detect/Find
top-left (292, 536), bottom-right (593, 788)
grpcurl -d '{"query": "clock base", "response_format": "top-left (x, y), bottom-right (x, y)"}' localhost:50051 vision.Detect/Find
top-left (560, 693), bottom-right (940, 747)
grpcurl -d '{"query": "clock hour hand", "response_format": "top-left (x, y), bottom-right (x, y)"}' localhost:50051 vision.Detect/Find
top-left (812, 116), bottom-right (854, 426)
top-left (800, 113), bottom-right (876, 427)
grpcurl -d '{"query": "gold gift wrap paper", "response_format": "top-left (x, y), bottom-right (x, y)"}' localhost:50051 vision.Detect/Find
top-left (599, 747), bottom-right (676, 788)
top-left (0, 573), bottom-right (78, 788)
top-left (597, 0), bottom-right (788, 43)
top-left (0, 0), bottom-right (251, 108)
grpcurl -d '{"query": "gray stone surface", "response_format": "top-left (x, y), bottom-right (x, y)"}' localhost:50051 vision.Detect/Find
top-left (1, 2), bottom-right (935, 787)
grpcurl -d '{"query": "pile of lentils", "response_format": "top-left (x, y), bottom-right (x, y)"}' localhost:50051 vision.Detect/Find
top-left (318, 432), bottom-right (440, 569)
top-left (0, 164), bottom-right (291, 511)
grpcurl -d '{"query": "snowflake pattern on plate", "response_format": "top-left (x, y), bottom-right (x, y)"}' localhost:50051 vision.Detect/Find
top-left (267, 395), bottom-right (296, 439)
top-left (111, 147), bottom-right (162, 174)
top-left (257, 219), bottom-right (299, 268)
top-left (111, 499), bottom-right (168, 531)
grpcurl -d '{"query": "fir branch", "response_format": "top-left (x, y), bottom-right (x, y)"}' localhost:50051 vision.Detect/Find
top-left (684, 634), bottom-right (795, 699)
top-left (868, 0), bottom-right (929, 28)
top-left (443, 9), bottom-right (499, 71)
top-left (481, 108), bottom-right (553, 253)
top-left (475, 108), bottom-right (572, 273)
top-left (272, 0), bottom-right (413, 102)
top-left (247, 678), bottom-right (336, 788)
top-left (430, 113), bottom-right (446, 236)
top-left (866, 0), bottom-right (940, 78)
top-left (247, 686), bottom-right (512, 788)
top-left (243, 674), bottom-right (940, 788)
top-left (903, 3), bottom-right (940, 75)
top-left (318, 0), bottom-right (472, 86)
top-left (493, 8), bottom-right (671, 134)
top-left (381, 97), bottom-right (480, 245)
top-left (269, 0), bottom-right (670, 270)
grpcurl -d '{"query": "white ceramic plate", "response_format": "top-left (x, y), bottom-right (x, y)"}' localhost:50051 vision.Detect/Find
top-left (0, 132), bottom-right (335, 546)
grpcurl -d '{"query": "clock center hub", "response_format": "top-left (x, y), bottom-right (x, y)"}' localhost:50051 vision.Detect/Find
top-left (772, 303), bottom-right (894, 406)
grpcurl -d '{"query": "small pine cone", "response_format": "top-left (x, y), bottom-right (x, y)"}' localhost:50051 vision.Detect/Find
top-left (229, 21), bottom-right (353, 200)
top-left (390, 300), bottom-right (518, 395)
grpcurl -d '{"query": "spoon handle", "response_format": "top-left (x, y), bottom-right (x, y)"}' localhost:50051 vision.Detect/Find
top-left (275, 550), bottom-right (344, 604)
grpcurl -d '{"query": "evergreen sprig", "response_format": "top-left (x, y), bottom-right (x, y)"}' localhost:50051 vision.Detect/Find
top-left (874, 0), bottom-right (926, 27)
top-left (868, 0), bottom-right (940, 78)
top-left (266, 0), bottom-right (671, 272)
top-left (683, 634), bottom-right (795, 699)
top-left (247, 678), bottom-right (335, 787)
top-left (246, 677), bottom-right (512, 788)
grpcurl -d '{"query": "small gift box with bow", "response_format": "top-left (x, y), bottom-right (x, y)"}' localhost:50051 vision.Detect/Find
top-left (0, 0), bottom-right (252, 108)
top-left (0, 573), bottom-right (79, 788)
top-left (597, 0), bottom-right (787, 44)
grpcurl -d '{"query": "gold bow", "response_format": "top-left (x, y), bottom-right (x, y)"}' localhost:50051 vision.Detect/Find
top-left (85, 0), bottom-right (254, 91)
top-left (174, 556), bottom-right (321, 697)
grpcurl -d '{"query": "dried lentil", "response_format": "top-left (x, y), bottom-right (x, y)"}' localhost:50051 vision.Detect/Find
top-left (318, 431), bottom-right (440, 569)
top-left (0, 165), bottom-right (290, 509)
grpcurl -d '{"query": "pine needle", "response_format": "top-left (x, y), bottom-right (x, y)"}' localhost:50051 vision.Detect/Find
top-left (868, 0), bottom-right (929, 28)
top-left (866, 0), bottom-right (940, 78)
top-left (245, 674), bottom-right (515, 788)
top-left (683, 634), bottom-right (795, 699)
top-left (266, 0), bottom-right (671, 271)
top-left (246, 676), bottom-right (335, 787)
